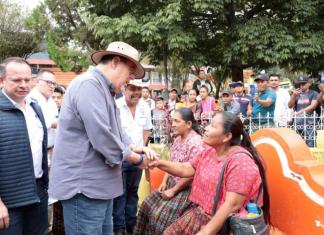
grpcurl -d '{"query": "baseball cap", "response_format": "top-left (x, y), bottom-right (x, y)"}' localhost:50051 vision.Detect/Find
top-left (221, 89), bottom-right (232, 96)
top-left (295, 75), bottom-right (310, 84)
top-left (254, 74), bottom-right (269, 82)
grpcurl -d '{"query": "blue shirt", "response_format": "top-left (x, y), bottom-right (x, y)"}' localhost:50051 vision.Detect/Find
top-left (49, 67), bottom-right (133, 201)
top-left (295, 90), bottom-right (318, 113)
top-left (233, 93), bottom-right (251, 116)
top-left (252, 89), bottom-right (277, 122)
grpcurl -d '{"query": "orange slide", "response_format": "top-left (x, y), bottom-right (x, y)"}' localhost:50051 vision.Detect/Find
top-left (252, 128), bottom-right (324, 235)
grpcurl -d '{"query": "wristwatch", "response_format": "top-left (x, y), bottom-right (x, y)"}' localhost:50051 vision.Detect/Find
top-left (133, 154), bottom-right (144, 166)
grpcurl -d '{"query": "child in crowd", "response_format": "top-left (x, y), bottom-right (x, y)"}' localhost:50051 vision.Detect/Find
top-left (185, 89), bottom-right (202, 120)
top-left (152, 97), bottom-right (167, 143)
top-left (199, 85), bottom-right (215, 121)
top-left (175, 92), bottom-right (187, 110)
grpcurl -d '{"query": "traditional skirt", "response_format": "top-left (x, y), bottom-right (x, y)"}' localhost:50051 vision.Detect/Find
top-left (133, 176), bottom-right (191, 235)
top-left (163, 205), bottom-right (209, 235)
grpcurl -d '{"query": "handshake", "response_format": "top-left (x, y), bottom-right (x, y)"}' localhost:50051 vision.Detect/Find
top-left (129, 146), bottom-right (160, 169)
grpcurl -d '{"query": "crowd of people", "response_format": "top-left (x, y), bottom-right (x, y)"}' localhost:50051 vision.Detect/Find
top-left (144, 71), bottom-right (324, 147)
top-left (0, 41), bottom-right (322, 235)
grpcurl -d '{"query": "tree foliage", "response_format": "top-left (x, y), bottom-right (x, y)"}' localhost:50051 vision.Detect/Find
top-left (0, 0), bottom-right (39, 62)
top-left (30, 0), bottom-right (324, 80)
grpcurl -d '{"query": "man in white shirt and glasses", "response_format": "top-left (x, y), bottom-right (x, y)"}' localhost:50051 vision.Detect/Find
top-left (29, 70), bottom-right (58, 151)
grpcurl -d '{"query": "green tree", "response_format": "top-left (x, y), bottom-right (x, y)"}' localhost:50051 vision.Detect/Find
top-left (30, 0), bottom-right (324, 81)
top-left (85, 0), bottom-right (324, 81)
top-left (0, 0), bottom-right (39, 62)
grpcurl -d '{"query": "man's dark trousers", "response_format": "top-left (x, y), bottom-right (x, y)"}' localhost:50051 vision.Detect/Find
top-left (0, 179), bottom-right (48, 235)
top-left (113, 162), bottom-right (142, 234)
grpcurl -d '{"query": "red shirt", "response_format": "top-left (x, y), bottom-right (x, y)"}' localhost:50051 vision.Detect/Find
top-left (189, 146), bottom-right (262, 216)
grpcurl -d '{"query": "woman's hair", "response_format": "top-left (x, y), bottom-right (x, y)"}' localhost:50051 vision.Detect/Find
top-left (175, 108), bottom-right (201, 136)
top-left (199, 85), bottom-right (208, 92)
top-left (219, 111), bottom-right (270, 224)
top-left (189, 89), bottom-right (198, 96)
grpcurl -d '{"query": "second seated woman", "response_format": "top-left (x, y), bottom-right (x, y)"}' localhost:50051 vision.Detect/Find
top-left (133, 108), bottom-right (205, 235)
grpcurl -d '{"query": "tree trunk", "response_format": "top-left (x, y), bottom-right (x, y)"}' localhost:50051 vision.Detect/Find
top-left (231, 65), bottom-right (244, 82)
top-left (163, 45), bottom-right (168, 91)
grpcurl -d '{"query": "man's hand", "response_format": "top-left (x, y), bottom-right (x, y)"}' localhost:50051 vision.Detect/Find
top-left (253, 93), bottom-right (259, 102)
top-left (318, 83), bottom-right (324, 92)
top-left (0, 199), bottom-right (9, 229)
top-left (292, 88), bottom-right (302, 97)
top-left (51, 120), bottom-right (58, 129)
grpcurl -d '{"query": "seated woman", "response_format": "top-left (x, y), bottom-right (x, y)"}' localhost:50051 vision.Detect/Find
top-left (150, 111), bottom-right (270, 235)
top-left (133, 108), bottom-right (205, 235)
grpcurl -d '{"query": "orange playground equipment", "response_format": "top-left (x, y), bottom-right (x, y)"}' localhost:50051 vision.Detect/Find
top-left (139, 129), bottom-right (324, 234)
top-left (252, 128), bottom-right (324, 235)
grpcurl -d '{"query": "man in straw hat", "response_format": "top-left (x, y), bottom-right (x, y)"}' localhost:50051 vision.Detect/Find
top-left (49, 42), bottom-right (158, 235)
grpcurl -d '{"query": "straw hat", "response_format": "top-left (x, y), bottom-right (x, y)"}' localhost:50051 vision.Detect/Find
top-left (91, 41), bottom-right (145, 79)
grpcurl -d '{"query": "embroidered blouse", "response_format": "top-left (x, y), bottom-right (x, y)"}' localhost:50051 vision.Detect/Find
top-left (189, 146), bottom-right (262, 216)
top-left (169, 130), bottom-right (204, 182)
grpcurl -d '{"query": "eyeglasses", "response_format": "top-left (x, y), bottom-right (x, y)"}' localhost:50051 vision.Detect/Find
top-left (40, 79), bottom-right (57, 87)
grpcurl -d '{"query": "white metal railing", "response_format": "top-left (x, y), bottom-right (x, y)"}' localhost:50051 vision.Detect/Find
top-left (151, 107), bottom-right (324, 148)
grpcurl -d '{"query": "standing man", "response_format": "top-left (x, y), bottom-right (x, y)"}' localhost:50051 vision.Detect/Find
top-left (113, 81), bottom-right (152, 235)
top-left (49, 41), bottom-right (157, 235)
top-left (53, 85), bottom-right (65, 113)
top-left (288, 75), bottom-right (318, 147)
top-left (141, 86), bottom-right (155, 111)
top-left (167, 88), bottom-right (178, 114)
top-left (247, 74), bottom-right (276, 128)
top-left (269, 74), bottom-right (292, 127)
top-left (29, 70), bottom-right (58, 150)
top-left (192, 68), bottom-right (213, 95)
top-left (218, 90), bottom-right (241, 116)
top-left (233, 81), bottom-right (252, 117)
top-left (0, 57), bottom-right (48, 235)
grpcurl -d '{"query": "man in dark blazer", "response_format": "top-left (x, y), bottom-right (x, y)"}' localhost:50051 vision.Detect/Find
top-left (0, 57), bottom-right (48, 235)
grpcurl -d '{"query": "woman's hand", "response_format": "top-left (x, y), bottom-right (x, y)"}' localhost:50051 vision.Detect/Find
top-left (161, 188), bottom-right (176, 200)
top-left (158, 182), bottom-right (167, 193)
top-left (142, 146), bottom-right (159, 161)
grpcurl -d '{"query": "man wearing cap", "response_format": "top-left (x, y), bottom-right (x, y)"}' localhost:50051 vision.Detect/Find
top-left (269, 74), bottom-right (292, 127)
top-left (233, 81), bottom-right (252, 117)
top-left (229, 82), bottom-right (237, 95)
top-left (192, 69), bottom-right (213, 95)
top-left (49, 41), bottom-right (157, 235)
top-left (247, 74), bottom-right (276, 129)
top-left (167, 88), bottom-right (178, 113)
top-left (217, 90), bottom-right (241, 115)
top-left (113, 81), bottom-right (152, 235)
top-left (288, 75), bottom-right (318, 147)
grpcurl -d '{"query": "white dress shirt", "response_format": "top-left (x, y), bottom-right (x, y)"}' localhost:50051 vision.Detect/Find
top-left (116, 97), bottom-right (152, 147)
top-left (29, 88), bottom-right (58, 147)
top-left (2, 90), bottom-right (44, 178)
top-left (274, 88), bottom-right (293, 127)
